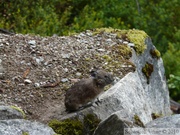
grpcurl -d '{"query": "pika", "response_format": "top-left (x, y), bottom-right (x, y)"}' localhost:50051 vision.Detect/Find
top-left (65, 69), bottom-right (114, 112)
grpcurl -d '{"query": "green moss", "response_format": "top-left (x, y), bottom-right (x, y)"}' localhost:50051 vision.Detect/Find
top-left (150, 49), bottom-right (161, 59)
top-left (134, 115), bottom-right (145, 127)
top-left (10, 106), bottom-right (26, 118)
top-left (49, 114), bottom-right (101, 135)
top-left (151, 113), bottom-right (162, 120)
top-left (126, 29), bottom-right (148, 54)
top-left (142, 62), bottom-right (154, 84)
top-left (111, 44), bottom-right (132, 59)
top-left (22, 131), bottom-right (29, 135)
top-left (83, 114), bottom-right (101, 134)
top-left (92, 28), bottom-right (148, 55)
top-left (102, 55), bottom-right (112, 62)
top-left (48, 119), bottom-right (83, 135)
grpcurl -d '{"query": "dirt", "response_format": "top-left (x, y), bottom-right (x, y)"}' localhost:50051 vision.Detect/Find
top-left (0, 29), bottom-right (135, 123)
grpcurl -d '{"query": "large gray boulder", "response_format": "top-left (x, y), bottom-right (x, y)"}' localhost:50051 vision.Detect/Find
top-left (61, 37), bottom-right (171, 135)
top-left (0, 119), bottom-right (55, 135)
top-left (62, 38), bottom-right (171, 123)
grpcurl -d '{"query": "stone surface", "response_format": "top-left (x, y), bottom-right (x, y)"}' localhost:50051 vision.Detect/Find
top-left (61, 37), bottom-right (171, 133)
top-left (0, 29), bottom-right (172, 134)
top-left (94, 110), bottom-right (134, 135)
top-left (0, 106), bottom-right (24, 120)
top-left (146, 114), bottom-right (180, 128)
top-left (0, 119), bottom-right (55, 135)
top-left (0, 59), bottom-right (5, 79)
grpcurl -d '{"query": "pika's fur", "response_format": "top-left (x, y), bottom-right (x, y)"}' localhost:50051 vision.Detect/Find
top-left (65, 69), bottom-right (114, 112)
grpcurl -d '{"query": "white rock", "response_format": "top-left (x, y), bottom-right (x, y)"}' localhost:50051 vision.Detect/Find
top-left (128, 43), bottom-right (135, 47)
top-left (28, 40), bottom-right (36, 45)
top-left (24, 79), bottom-right (32, 84)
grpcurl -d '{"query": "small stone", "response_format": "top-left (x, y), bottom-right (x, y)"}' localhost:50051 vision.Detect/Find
top-left (128, 43), bottom-right (135, 47)
top-left (64, 68), bottom-right (68, 72)
top-left (62, 54), bottom-right (70, 59)
top-left (97, 49), bottom-right (105, 52)
top-left (28, 40), bottom-right (36, 45)
top-left (123, 41), bottom-right (129, 44)
top-left (76, 72), bottom-right (82, 76)
top-left (118, 39), bottom-right (123, 43)
top-left (24, 79), bottom-right (32, 84)
top-left (61, 78), bottom-right (68, 83)
top-left (35, 57), bottom-right (44, 64)
top-left (34, 83), bottom-right (40, 88)
top-left (106, 39), bottom-right (112, 42)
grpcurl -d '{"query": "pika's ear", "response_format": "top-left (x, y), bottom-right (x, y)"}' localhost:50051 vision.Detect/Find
top-left (90, 69), bottom-right (98, 77)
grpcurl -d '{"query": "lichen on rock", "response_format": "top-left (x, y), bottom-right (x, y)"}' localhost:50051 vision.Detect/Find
top-left (142, 62), bottom-right (154, 84)
top-left (150, 48), bottom-right (161, 59)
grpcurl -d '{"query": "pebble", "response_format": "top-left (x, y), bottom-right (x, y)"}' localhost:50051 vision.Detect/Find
top-left (62, 54), bottom-right (70, 59)
top-left (34, 83), bottom-right (40, 88)
top-left (128, 43), bottom-right (135, 47)
top-left (97, 48), bottom-right (105, 52)
top-left (76, 72), bottom-right (82, 76)
top-left (28, 40), bottom-right (36, 45)
top-left (61, 78), bottom-right (68, 83)
top-left (123, 41), bottom-right (129, 44)
top-left (64, 68), bottom-right (68, 72)
top-left (24, 79), bottom-right (32, 84)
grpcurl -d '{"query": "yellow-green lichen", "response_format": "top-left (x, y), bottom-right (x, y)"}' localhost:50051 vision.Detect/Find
top-left (134, 115), bottom-right (145, 127)
top-left (151, 113), bottom-right (163, 120)
top-left (111, 44), bottom-right (132, 59)
top-left (92, 28), bottom-right (148, 55)
top-left (150, 49), bottom-right (161, 59)
top-left (142, 62), bottom-right (154, 84)
top-left (10, 106), bottom-right (26, 118)
top-left (126, 29), bottom-right (148, 54)
top-left (22, 131), bottom-right (29, 135)
top-left (102, 55), bottom-right (112, 62)
top-left (48, 114), bottom-right (101, 135)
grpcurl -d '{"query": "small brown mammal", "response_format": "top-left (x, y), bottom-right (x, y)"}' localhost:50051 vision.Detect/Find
top-left (65, 69), bottom-right (114, 112)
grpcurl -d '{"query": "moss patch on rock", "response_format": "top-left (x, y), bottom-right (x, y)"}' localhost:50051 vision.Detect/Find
top-left (134, 115), bottom-right (145, 127)
top-left (83, 114), bottom-right (101, 134)
top-left (150, 49), bottom-right (161, 59)
top-left (22, 131), bottom-right (29, 135)
top-left (93, 28), bottom-right (148, 55)
top-left (48, 114), bottom-right (101, 135)
top-left (48, 119), bottom-right (83, 135)
top-left (142, 62), bottom-right (154, 84)
top-left (151, 113), bottom-right (163, 120)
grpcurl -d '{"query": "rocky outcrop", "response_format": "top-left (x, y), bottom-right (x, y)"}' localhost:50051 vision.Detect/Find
top-left (0, 106), bottom-right (55, 135)
top-left (0, 28), bottom-right (172, 134)
top-left (60, 30), bottom-right (171, 134)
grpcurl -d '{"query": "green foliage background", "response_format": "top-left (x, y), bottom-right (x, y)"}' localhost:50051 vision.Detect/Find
top-left (1, 0), bottom-right (180, 101)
